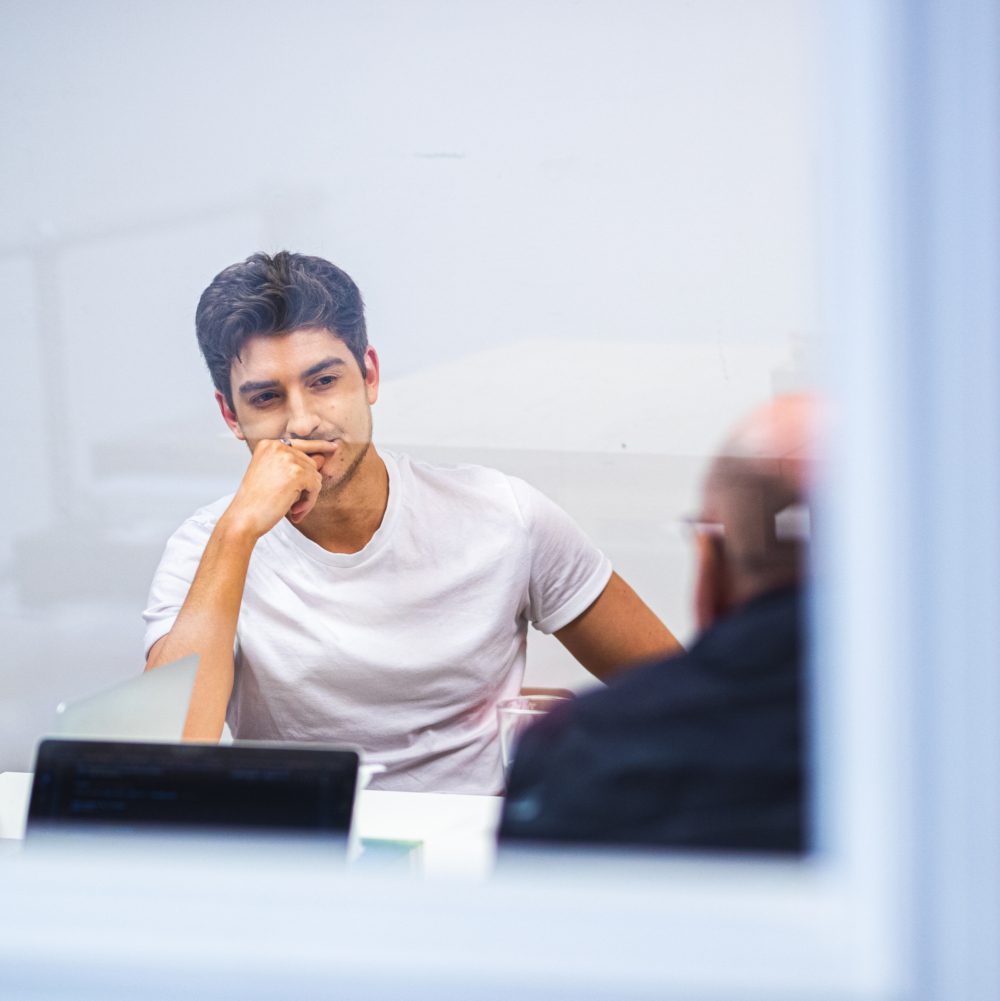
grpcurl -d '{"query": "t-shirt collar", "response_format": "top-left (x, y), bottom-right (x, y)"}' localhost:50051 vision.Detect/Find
top-left (269, 448), bottom-right (400, 568)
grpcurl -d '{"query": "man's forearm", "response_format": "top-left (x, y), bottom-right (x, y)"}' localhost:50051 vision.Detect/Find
top-left (145, 512), bottom-right (259, 741)
top-left (147, 437), bottom-right (327, 739)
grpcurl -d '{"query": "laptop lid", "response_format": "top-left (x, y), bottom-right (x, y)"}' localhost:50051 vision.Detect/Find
top-left (27, 739), bottom-right (359, 844)
top-left (49, 655), bottom-right (198, 742)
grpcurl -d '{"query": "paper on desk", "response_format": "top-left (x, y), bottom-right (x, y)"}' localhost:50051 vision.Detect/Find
top-left (0, 773), bottom-right (32, 840)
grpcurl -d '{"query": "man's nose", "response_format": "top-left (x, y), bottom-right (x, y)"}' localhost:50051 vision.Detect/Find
top-left (283, 391), bottom-right (321, 439)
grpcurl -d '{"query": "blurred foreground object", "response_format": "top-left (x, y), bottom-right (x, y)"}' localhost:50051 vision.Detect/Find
top-left (501, 395), bottom-right (817, 852)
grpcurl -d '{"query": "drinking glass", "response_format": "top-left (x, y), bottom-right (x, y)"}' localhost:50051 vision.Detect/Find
top-left (497, 694), bottom-right (570, 780)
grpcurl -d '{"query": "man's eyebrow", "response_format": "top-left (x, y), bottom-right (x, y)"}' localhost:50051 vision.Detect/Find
top-left (237, 358), bottom-right (347, 397)
top-left (301, 357), bottom-right (347, 379)
top-left (237, 378), bottom-right (279, 396)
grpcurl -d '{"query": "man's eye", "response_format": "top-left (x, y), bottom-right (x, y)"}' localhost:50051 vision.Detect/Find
top-left (312, 376), bottom-right (337, 389)
top-left (251, 392), bottom-right (279, 407)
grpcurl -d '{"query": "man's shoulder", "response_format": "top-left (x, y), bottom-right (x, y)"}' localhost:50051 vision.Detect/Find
top-left (189, 492), bottom-right (234, 524)
top-left (387, 451), bottom-right (572, 545)
top-left (164, 494), bottom-right (235, 546)
top-left (568, 591), bottom-right (803, 729)
top-left (387, 450), bottom-right (530, 511)
top-left (388, 449), bottom-right (515, 487)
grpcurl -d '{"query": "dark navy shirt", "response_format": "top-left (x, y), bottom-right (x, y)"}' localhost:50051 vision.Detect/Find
top-left (499, 587), bottom-right (807, 853)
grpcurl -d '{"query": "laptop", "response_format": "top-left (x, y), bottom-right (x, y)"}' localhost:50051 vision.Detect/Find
top-left (27, 739), bottom-right (360, 846)
top-left (50, 654), bottom-right (199, 742)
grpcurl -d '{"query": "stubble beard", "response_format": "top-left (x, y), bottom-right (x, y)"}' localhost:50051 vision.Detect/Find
top-left (319, 401), bottom-right (374, 499)
top-left (319, 439), bottom-right (371, 497)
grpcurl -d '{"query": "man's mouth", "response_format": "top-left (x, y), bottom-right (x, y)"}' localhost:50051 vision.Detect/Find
top-left (307, 439), bottom-right (340, 474)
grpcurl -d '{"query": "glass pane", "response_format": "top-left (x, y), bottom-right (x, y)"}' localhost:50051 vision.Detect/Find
top-left (0, 0), bottom-right (820, 857)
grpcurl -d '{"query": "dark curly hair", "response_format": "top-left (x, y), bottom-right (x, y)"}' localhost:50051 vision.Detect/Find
top-left (196, 251), bottom-right (368, 408)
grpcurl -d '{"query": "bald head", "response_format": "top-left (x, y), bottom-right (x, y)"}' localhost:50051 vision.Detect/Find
top-left (695, 394), bottom-right (818, 629)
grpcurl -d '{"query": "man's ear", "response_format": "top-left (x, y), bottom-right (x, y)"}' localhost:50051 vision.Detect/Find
top-left (363, 346), bottom-right (380, 405)
top-left (694, 534), bottom-right (730, 632)
top-left (215, 390), bottom-right (246, 441)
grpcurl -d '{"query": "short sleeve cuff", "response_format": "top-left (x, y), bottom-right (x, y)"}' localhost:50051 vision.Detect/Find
top-left (142, 617), bottom-right (176, 660)
top-left (533, 556), bottom-right (613, 635)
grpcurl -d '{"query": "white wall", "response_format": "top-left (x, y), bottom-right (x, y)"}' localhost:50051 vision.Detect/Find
top-left (0, 0), bottom-right (820, 769)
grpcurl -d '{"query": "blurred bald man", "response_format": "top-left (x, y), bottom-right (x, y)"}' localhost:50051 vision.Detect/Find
top-left (500, 395), bottom-right (816, 853)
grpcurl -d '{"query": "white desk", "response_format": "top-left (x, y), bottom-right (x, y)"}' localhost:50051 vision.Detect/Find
top-left (0, 771), bottom-right (502, 879)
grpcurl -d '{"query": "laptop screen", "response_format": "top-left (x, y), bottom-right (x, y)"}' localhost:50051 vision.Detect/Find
top-left (27, 739), bottom-right (359, 842)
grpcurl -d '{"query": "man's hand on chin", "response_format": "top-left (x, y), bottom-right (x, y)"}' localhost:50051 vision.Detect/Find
top-left (223, 438), bottom-right (326, 537)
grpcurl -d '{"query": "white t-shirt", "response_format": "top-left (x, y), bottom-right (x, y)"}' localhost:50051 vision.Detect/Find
top-left (143, 451), bottom-right (611, 794)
